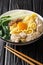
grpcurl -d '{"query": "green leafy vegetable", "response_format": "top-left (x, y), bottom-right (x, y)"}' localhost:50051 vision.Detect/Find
top-left (0, 16), bottom-right (11, 40)
top-left (0, 16), bottom-right (11, 26)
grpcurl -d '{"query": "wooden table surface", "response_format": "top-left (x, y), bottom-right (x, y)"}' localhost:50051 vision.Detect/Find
top-left (0, 0), bottom-right (43, 65)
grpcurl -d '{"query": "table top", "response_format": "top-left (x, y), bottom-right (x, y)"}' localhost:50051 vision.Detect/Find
top-left (0, 0), bottom-right (43, 65)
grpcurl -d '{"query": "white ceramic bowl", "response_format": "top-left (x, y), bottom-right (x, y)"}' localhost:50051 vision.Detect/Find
top-left (0, 9), bottom-right (43, 45)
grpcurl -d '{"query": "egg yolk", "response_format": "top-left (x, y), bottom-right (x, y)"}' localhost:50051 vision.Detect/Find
top-left (17, 22), bottom-right (27, 30)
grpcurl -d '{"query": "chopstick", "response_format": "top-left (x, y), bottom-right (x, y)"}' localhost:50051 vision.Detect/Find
top-left (5, 46), bottom-right (43, 65)
top-left (4, 46), bottom-right (43, 65)
top-left (4, 46), bottom-right (34, 65)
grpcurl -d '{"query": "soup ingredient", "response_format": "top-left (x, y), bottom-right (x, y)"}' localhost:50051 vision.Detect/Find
top-left (19, 32), bottom-right (26, 38)
top-left (26, 34), bottom-right (32, 42)
top-left (31, 31), bottom-right (40, 40)
top-left (0, 16), bottom-right (11, 40)
top-left (17, 22), bottom-right (27, 30)
top-left (8, 20), bottom-right (16, 26)
top-left (10, 27), bottom-right (18, 34)
top-left (23, 13), bottom-right (37, 23)
top-left (0, 16), bottom-right (11, 26)
top-left (11, 34), bottom-right (20, 42)
top-left (35, 17), bottom-right (43, 33)
top-left (28, 22), bottom-right (37, 30)
top-left (37, 24), bottom-right (43, 33)
top-left (26, 28), bottom-right (33, 34)
top-left (9, 23), bottom-right (17, 31)
top-left (8, 19), bottom-right (22, 26)
top-left (35, 17), bottom-right (42, 25)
